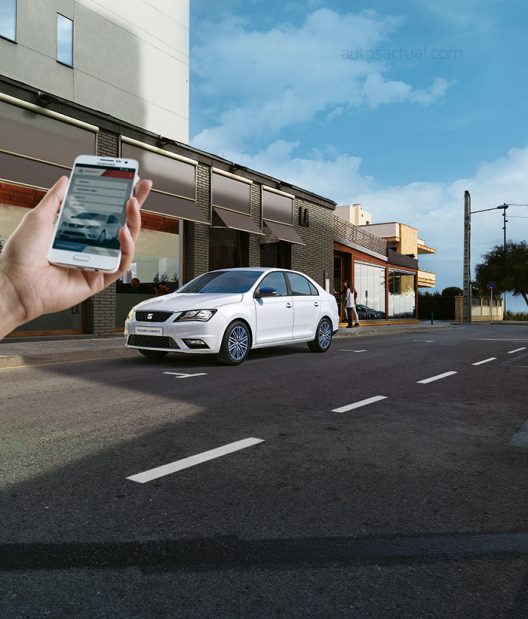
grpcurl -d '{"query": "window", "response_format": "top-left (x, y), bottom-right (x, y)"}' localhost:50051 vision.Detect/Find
top-left (259, 272), bottom-right (288, 297)
top-left (57, 14), bottom-right (73, 66)
top-left (287, 272), bottom-right (318, 296)
top-left (0, 0), bottom-right (16, 41)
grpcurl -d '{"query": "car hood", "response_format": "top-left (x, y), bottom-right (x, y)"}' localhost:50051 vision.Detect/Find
top-left (133, 293), bottom-right (244, 312)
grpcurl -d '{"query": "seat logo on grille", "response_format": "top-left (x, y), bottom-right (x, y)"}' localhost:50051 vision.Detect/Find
top-left (147, 313), bottom-right (153, 320)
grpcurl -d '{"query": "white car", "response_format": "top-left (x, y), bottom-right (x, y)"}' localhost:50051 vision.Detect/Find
top-left (59, 212), bottom-right (121, 244)
top-left (125, 267), bottom-right (339, 365)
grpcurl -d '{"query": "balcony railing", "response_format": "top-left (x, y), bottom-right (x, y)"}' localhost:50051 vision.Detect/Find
top-left (333, 216), bottom-right (388, 256)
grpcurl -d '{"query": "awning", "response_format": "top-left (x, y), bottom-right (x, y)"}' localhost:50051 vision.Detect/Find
top-left (263, 219), bottom-right (305, 245)
top-left (144, 190), bottom-right (209, 224)
top-left (213, 207), bottom-right (264, 235)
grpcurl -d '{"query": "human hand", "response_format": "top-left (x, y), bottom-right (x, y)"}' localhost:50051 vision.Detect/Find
top-left (0, 176), bottom-right (152, 338)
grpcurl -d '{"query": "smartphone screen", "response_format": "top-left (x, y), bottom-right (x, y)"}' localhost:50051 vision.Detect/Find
top-left (52, 163), bottom-right (136, 257)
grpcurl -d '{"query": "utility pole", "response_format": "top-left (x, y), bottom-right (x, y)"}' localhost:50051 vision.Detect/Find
top-left (463, 191), bottom-right (472, 323)
top-left (498, 203), bottom-right (508, 315)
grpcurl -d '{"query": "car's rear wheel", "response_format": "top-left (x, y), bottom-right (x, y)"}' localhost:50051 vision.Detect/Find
top-left (218, 320), bottom-right (250, 365)
top-left (138, 349), bottom-right (168, 359)
top-left (308, 317), bottom-right (333, 353)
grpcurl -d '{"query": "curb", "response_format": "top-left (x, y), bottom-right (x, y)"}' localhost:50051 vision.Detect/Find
top-left (0, 348), bottom-right (136, 369)
top-left (0, 323), bottom-right (456, 369)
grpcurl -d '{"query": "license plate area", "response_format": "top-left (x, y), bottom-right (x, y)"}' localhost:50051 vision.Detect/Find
top-left (134, 326), bottom-right (163, 336)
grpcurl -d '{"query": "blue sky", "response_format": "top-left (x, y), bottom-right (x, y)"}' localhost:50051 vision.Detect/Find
top-left (190, 0), bottom-right (528, 310)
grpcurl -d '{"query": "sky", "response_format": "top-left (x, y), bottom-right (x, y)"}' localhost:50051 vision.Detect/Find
top-left (189, 0), bottom-right (528, 311)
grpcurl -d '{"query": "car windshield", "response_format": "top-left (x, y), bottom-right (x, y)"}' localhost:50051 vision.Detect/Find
top-left (73, 213), bottom-right (106, 221)
top-left (178, 270), bottom-right (262, 294)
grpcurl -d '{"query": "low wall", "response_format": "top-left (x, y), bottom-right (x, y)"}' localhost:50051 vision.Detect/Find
top-left (454, 296), bottom-right (503, 322)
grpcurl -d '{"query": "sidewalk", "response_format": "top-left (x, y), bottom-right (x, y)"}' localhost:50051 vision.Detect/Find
top-left (0, 321), bottom-right (457, 370)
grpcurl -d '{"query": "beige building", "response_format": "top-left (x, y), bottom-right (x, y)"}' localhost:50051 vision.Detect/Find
top-left (336, 204), bottom-right (437, 289)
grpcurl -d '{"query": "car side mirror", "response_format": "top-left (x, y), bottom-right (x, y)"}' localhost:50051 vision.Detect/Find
top-left (255, 286), bottom-right (278, 298)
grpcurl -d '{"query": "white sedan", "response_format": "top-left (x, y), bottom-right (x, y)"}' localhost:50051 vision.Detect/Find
top-left (125, 267), bottom-right (339, 365)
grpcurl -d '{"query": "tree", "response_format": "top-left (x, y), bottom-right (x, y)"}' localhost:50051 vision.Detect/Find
top-left (441, 286), bottom-right (463, 298)
top-left (475, 241), bottom-right (528, 307)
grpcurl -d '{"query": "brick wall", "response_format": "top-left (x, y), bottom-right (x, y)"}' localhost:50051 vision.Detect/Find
top-left (184, 163), bottom-right (210, 281)
top-left (249, 183), bottom-right (262, 266)
top-left (292, 198), bottom-right (334, 289)
top-left (0, 182), bottom-right (44, 208)
top-left (84, 130), bottom-right (119, 336)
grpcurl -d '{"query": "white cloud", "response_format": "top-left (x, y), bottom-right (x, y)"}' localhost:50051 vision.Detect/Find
top-left (191, 8), bottom-right (453, 153)
top-left (228, 141), bottom-right (528, 293)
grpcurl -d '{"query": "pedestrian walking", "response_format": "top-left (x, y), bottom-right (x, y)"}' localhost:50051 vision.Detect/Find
top-left (343, 281), bottom-right (360, 328)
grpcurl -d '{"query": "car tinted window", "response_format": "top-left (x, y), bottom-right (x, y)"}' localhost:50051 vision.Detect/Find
top-left (259, 272), bottom-right (288, 296)
top-left (287, 272), bottom-right (318, 296)
top-left (178, 270), bottom-right (262, 294)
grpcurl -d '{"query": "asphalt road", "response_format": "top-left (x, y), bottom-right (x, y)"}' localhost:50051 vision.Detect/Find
top-left (1, 324), bottom-right (528, 618)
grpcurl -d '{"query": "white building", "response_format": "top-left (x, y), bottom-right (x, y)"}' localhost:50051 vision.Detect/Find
top-left (0, 0), bottom-right (189, 141)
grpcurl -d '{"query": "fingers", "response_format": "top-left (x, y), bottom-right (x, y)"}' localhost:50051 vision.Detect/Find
top-left (32, 176), bottom-right (68, 223)
top-left (110, 181), bottom-right (151, 281)
top-left (134, 179), bottom-right (152, 209)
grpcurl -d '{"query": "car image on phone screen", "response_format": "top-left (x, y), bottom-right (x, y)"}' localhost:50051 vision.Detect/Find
top-left (48, 155), bottom-right (139, 273)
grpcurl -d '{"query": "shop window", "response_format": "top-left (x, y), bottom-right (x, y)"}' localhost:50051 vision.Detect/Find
top-left (57, 14), bottom-right (73, 66)
top-left (0, 0), bottom-right (16, 41)
top-left (354, 261), bottom-right (386, 319)
top-left (388, 270), bottom-right (416, 318)
top-left (116, 216), bottom-right (180, 328)
top-left (209, 227), bottom-right (249, 271)
top-left (260, 241), bottom-right (291, 269)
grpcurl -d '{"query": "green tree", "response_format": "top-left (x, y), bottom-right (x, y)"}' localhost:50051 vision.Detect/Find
top-left (475, 241), bottom-right (528, 307)
top-left (441, 286), bottom-right (463, 298)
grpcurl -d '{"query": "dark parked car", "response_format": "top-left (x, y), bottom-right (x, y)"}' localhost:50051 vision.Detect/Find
top-left (356, 304), bottom-right (385, 319)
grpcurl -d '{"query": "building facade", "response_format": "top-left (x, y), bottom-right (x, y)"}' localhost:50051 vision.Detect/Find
top-left (334, 205), bottom-right (437, 321)
top-left (0, 0), bottom-right (189, 141)
top-left (0, 80), bottom-right (335, 336)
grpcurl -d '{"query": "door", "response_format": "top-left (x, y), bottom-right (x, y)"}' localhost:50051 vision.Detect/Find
top-left (286, 272), bottom-right (321, 340)
top-left (253, 271), bottom-right (293, 344)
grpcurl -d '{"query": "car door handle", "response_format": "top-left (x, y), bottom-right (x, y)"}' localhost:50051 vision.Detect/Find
top-left (285, 302), bottom-right (292, 308)
top-left (314, 301), bottom-right (319, 307)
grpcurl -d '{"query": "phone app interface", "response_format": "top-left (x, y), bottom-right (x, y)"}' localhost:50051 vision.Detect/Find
top-left (53, 164), bottom-right (135, 255)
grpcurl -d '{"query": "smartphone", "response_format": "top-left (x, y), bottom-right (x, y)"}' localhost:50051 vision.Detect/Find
top-left (47, 155), bottom-right (139, 273)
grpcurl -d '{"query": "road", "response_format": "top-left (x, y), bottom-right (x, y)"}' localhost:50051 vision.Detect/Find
top-left (1, 324), bottom-right (528, 617)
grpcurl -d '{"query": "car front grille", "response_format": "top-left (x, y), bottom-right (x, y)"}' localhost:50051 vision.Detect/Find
top-left (135, 311), bottom-right (174, 322)
top-left (127, 335), bottom-right (179, 349)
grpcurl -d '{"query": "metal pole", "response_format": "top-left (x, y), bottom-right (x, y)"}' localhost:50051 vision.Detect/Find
top-left (502, 204), bottom-right (508, 316)
top-left (463, 191), bottom-right (472, 323)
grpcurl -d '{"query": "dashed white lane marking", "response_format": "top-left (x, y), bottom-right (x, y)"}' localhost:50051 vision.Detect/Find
top-left (510, 422), bottom-right (528, 448)
top-left (163, 371), bottom-right (207, 379)
top-left (508, 347), bottom-right (527, 354)
top-left (340, 349), bottom-right (367, 353)
top-left (127, 437), bottom-right (265, 484)
top-left (472, 357), bottom-right (497, 366)
top-left (332, 395), bottom-right (387, 413)
top-left (417, 371), bottom-right (457, 384)
top-left (413, 340), bottom-right (434, 343)
top-left (473, 338), bottom-right (528, 342)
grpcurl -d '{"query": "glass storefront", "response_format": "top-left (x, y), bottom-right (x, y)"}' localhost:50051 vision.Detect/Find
top-left (116, 221), bottom-right (180, 328)
top-left (388, 269), bottom-right (416, 318)
top-left (354, 261), bottom-right (386, 318)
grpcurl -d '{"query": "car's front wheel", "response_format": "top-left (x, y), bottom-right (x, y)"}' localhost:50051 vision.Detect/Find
top-left (308, 317), bottom-right (333, 353)
top-left (218, 320), bottom-right (250, 365)
top-left (138, 349), bottom-right (168, 359)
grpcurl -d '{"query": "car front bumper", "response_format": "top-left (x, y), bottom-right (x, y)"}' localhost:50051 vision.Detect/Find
top-left (125, 318), bottom-right (224, 354)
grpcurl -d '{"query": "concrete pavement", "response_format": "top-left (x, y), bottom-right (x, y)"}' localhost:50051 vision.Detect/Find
top-left (0, 321), bottom-right (460, 369)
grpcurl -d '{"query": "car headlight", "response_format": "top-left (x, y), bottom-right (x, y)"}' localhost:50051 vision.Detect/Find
top-left (176, 309), bottom-right (216, 322)
top-left (126, 308), bottom-right (135, 321)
